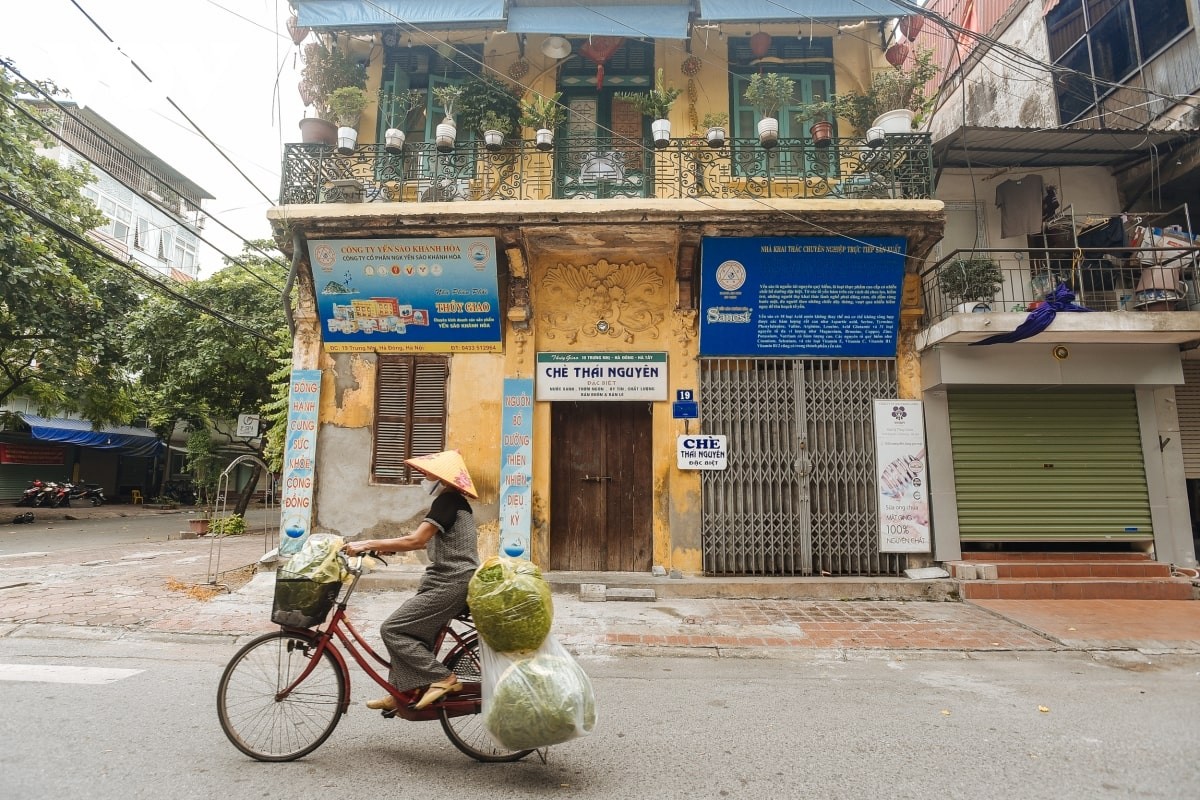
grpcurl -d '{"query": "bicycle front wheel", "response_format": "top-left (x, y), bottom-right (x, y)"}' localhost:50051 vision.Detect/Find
top-left (217, 630), bottom-right (346, 761)
top-left (439, 636), bottom-right (535, 763)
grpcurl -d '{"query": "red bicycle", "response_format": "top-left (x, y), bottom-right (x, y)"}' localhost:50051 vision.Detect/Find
top-left (216, 553), bottom-right (534, 763)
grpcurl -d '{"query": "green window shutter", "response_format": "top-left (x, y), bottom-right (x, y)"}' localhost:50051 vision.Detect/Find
top-left (949, 391), bottom-right (1153, 542)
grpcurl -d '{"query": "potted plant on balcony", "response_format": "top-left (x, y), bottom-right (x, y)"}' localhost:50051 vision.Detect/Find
top-left (520, 91), bottom-right (566, 151)
top-left (743, 72), bottom-right (795, 149)
top-left (829, 46), bottom-right (939, 136)
top-left (617, 68), bottom-right (682, 149)
top-left (702, 112), bottom-right (728, 148)
top-left (379, 88), bottom-right (425, 153)
top-left (298, 40), bottom-right (367, 145)
top-left (456, 74), bottom-right (522, 152)
top-left (794, 96), bottom-right (835, 148)
top-left (938, 256), bottom-right (1004, 312)
top-left (432, 84), bottom-right (465, 153)
top-left (329, 86), bottom-right (368, 154)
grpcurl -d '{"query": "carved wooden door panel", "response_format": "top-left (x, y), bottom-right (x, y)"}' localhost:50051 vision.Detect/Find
top-left (550, 401), bottom-right (653, 571)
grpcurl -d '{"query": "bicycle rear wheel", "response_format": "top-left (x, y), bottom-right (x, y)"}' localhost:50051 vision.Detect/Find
top-left (217, 630), bottom-right (346, 761)
top-left (439, 635), bottom-right (535, 763)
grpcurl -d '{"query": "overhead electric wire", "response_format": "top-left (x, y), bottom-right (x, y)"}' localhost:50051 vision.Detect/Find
top-left (0, 68), bottom-right (286, 291)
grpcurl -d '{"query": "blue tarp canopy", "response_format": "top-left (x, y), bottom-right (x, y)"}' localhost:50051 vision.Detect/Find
top-left (507, 4), bottom-right (691, 40)
top-left (20, 415), bottom-right (163, 458)
top-left (295, 0), bottom-right (505, 28)
top-left (697, 0), bottom-right (899, 21)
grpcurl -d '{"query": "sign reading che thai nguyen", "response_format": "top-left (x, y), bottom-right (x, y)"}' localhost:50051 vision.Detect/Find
top-left (308, 237), bottom-right (502, 353)
top-left (698, 236), bottom-right (907, 357)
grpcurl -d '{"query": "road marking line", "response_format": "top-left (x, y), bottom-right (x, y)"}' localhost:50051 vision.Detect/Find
top-left (0, 664), bottom-right (143, 684)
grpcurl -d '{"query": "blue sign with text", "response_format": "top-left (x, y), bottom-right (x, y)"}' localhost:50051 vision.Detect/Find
top-left (698, 236), bottom-right (907, 357)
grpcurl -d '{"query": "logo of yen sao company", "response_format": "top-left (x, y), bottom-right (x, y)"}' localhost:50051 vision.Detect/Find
top-left (715, 260), bottom-right (746, 292)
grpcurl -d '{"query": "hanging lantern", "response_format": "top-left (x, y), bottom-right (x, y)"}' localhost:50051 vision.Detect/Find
top-left (886, 42), bottom-right (910, 68)
top-left (286, 14), bottom-right (310, 46)
top-left (298, 79), bottom-right (315, 108)
top-left (578, 36), bottom-right (624, 90)
top-left (749, 31), bottom-right (772, 59)
top-left (898, 16), bottom-right (925, 41)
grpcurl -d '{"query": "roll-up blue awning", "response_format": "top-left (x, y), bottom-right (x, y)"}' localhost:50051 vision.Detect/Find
top-left (507, 5), bottom-right (691, 40)
top-left (20, 415), bottom-right (164, 458)
top-left (697, 0), bottom-right (898, 21)
top-left (295, 0), bottom-right (506, 29)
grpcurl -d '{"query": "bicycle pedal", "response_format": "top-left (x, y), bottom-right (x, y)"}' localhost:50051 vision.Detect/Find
top-left (380, 708), bottom-right (398, 719)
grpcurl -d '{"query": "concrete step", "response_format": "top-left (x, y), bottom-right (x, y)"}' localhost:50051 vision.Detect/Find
top-left (960, 550), bottom-right (1152, 562)
top-left (948, 560), bottom-right (1173, 580)
top-left (959, 577), bottom-right (1195, 601)
top-left (357, 567), bottom-right (959, 601)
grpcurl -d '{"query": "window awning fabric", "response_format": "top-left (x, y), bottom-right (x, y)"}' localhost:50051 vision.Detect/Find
top-left (507, 4), bottom-right (691, 40)
top-left (295, 0), bottom-right (506, 29)
top-left (697, 0), bottom-right (899, 21)
top-left (19, 414), bottom-right (163, 458)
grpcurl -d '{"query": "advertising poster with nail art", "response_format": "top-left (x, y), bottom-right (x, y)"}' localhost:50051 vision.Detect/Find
top-left (873, 400), bottom-right (931, 552)
top-left (307, 237), bottom-right (501, 353)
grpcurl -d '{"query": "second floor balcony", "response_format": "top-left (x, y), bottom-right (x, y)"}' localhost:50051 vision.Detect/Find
top-left (279, 134), bottom-right (933, 206)
top-left (920, 245), bottom-right (1200, 349)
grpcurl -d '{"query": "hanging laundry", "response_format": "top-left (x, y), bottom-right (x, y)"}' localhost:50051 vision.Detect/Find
top-left (995, 174), bottom-right (1044, 238)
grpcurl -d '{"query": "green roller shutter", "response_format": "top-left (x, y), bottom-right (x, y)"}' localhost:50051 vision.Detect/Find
top-left (948, 391), bottom-right (1152, 542)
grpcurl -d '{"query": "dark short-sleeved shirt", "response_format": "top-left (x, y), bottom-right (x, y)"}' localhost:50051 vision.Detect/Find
top-left (421, 490), bottom-right (479, 583)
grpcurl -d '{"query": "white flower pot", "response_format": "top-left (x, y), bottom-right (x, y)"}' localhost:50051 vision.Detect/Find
top-left (865, 126), bottom-right (887, 147)
top-left (757, 117), bottom-right (779, 149)
top-left (384, 128), bottom-right (406, 153)
top-left (435, 121), bottom-right (457, 153)
top-left (336, 126), bottom-right (358, 155)
top-left (651, 118), bottom-right (671, 149)
top-left (705, 126), bottom-right (726, 148)
top-left (535, 128), bottom-right (554, 151)
top-left (871, 109), bottom-right (915, 134)
top-left (483, 129), bottom-right (505, 152)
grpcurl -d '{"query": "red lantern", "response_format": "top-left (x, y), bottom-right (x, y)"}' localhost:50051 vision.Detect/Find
top-left (898, 15), bottom-right (924, 41)
top-left (578, 36), bottom-right (625, 90)
top-left (749, 31), bottom-right (772, 59)
top-left (298, 80), bottom-right (315, 107)
top-left (287, 14), bottom-right (310, 46)
top-left (886, 42), bottom-right (910, 68)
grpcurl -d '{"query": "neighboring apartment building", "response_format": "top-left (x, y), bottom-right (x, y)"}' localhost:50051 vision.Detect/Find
top-left (1, 103), bottom-right (212, 502)
top-left (32, 101), bottom-right (211, 281)
top-left (272, 1), bottom-right (947, 578)
top-left (911, 0), bottom-right (1200, 573)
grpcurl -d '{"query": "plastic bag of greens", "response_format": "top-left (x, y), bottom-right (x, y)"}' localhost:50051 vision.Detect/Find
top-left (481, 635), bottom-right (596, 750)
top-left (278, 534), bottom-right (346, 584)
top-left (467, 556), bottom-right (552, 653)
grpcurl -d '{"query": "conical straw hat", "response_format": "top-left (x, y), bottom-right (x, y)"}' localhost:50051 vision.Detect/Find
top-left (404, 449), bottom-right (478, 498)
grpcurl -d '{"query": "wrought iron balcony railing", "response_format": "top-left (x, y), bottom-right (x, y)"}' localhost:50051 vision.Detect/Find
top-left (921, 246), bottom-right (1200, 326)
top-left (279, 134), bottom-right (934, 205)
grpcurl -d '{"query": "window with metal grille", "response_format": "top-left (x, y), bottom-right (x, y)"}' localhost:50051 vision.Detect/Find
top-left (372, 355), bottom-right (448, 484)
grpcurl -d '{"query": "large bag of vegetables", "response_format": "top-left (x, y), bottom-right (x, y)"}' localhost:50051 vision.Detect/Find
top-left (480, 635), bottom-right (597, 750)
top-left (467, 556), bottom-right (553, 653)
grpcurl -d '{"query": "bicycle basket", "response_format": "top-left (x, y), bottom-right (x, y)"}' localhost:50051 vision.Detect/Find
top-left (271, 572), bottom-right (341, 628)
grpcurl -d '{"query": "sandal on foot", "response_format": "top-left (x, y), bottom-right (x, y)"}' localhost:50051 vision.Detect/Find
top-left (366, 695), bottom-right (397, 711)
top-left (413, 678), bottom-right (463, 710)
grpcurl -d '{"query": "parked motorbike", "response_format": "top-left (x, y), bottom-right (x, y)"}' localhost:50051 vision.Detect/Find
top-left (44, 481), bottom-right (72, 508)
top-left (15, 479), bottom-right (47, 507)
top-left (69, 482), bottom-right (105, 506)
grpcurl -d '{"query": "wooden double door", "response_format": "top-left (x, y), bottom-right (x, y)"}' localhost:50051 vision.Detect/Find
top-left (550, 402), bottom-right (653, 572)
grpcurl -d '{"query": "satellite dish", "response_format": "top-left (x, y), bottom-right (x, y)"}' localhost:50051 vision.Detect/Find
top-left (541, 36), bottom-right (572, 60)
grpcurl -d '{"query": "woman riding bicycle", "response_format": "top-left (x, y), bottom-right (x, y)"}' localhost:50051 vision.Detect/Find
top-left (341, 449), bottom-right (480, 712)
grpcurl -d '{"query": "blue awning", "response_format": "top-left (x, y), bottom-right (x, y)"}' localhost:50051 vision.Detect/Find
top-left (697, 0), bottom-right (899, 21)
top-left (20, 415), bottom-right (164, 458)
top-left (507, 5), bottom-right (691, 40)
top-left (295, 0), bottom-right (506, 29)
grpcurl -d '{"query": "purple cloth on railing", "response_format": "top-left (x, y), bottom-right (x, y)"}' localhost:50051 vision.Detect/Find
top-left (970, 282), bottom-right (1092, 346)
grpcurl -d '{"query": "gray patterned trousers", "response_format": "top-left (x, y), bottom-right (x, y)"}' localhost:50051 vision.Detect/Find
top-left (379, 578), bottom-right (469, 691)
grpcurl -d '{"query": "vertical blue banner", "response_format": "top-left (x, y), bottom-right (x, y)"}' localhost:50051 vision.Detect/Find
top-left (499, 378), bottom-right (533, 559)
top-left (278, 370), bottom-right (321, 556)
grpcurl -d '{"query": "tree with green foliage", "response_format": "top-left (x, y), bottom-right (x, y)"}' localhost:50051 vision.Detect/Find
top-left (122, 239), bottom-right (288, 515)
top-left (0, 65), bottom-right (140, 425)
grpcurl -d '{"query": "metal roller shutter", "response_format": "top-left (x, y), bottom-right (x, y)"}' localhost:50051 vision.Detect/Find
top-left (1177, 361), bottom-right (1200, 478)
top-left (948, 391), bottom-right (1152, 542)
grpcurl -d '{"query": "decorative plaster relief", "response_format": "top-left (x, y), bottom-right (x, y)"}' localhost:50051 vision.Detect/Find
top-left (539, 259), bottom-right (666, 344)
